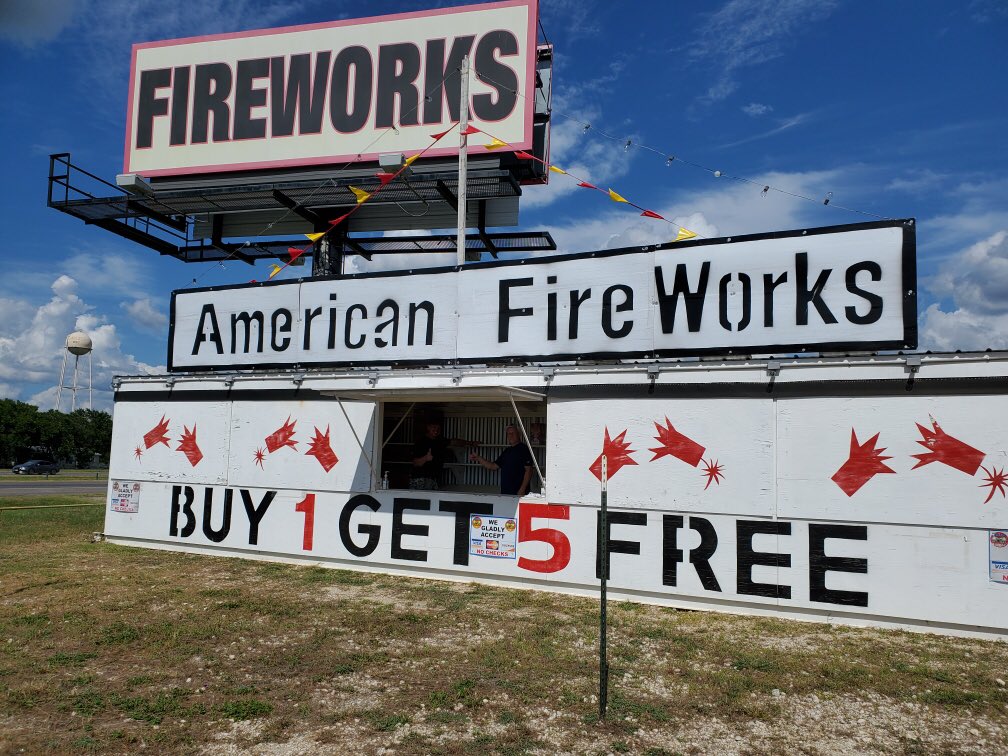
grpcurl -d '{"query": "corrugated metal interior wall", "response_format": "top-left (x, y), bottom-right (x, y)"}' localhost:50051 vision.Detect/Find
top-left (380, 402), bottom-right (546, 492)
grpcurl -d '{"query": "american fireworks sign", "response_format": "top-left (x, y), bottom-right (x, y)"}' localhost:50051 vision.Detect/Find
top-left (124, 0), bottom-right (538, 176)
top-left (168, 220), bottom-right (917, 371)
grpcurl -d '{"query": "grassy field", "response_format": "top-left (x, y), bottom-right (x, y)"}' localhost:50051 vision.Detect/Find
top-left (2, 497), bottom-right (1008, 754)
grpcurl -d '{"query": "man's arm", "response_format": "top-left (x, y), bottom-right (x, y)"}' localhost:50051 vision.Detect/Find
top-left (468, 452), bottom-right (499, 471)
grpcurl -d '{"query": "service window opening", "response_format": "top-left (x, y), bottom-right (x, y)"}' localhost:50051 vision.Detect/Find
top-left (378, 401), bottom-right (546, 494)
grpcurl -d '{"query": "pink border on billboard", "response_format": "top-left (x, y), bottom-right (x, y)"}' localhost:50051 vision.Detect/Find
top-left (123, 0), bottom-right (538, 177)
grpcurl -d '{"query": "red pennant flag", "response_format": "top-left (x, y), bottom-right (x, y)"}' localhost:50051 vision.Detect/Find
top-left (640, 210), bottom-right (665, 220)
top-left (288, 247), bottom-right (304, 262)
top-left (376, 172), bottom-right (396, 185)
top-left (460, 125), bottom-right (481, 136)
top-left (329, 211), bottom-right (352, 226)
top-left (431, 127), bottom-right (452, 139)
top-left (514, 150), bottom-right (536, 160)
top-left (577, 181), bottom-right (598, 190)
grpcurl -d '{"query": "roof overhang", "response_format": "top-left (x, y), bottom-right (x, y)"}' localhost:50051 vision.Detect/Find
top-left (319, 386), bottom-right (545, 403)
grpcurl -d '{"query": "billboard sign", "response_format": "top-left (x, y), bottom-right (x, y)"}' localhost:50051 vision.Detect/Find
top-left (124, 0), bottom-right (538, 176)
top-left (168, 220), bottom-right (917, 371)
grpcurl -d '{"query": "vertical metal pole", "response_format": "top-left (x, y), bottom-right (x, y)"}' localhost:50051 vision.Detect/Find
top-left (456, 55), bottom-right (469, 266)
top-left (88, 352), bottom-right (93, 410)
top-left (56, 350), bottom-right (68, 411)
top-left (599, 455), bottom-right (609, 719)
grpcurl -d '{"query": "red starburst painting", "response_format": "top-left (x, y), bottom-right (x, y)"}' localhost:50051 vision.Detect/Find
top-left (176, 425), bottom-right (203, 467)
top-left (649, 417), bottom-right (706, 467)
top-left (133, 446), bottom-right (143, 460)
top-left (265, 416), bottom-right (298, 453)
top-left (142, 415), bottom-right (171, 449)
top-left (831, 429), bottom-right (896, 497)
top-left (980, 466), bottom-right (1008, 504)
top-left (589, 428), bottom-right (638, 481)
top-left (305, 426), bottom-right (339, 472)
top-left (911, 416), bottom-right (985, 476)
top-left (702, 459), bottom-right (725, 489)
top-left (253, 447), bottom-right (266, 469)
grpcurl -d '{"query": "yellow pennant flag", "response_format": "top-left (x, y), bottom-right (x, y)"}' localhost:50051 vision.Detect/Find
top-left (674, 227), bottom-right (698, 242)
top-left (305, 232), bottom-right (325, 243)
top-left (404, 153), bottom-right (421, 166)
top-left (268, 264), bottom-right (284, 279)
top-left (484, 137), bottom-right (509, 150)
top-left (608, 188), bottom-right (628, 203)
top-left (549, 165), bottom-right (568, 175)
top-left (349, 185), bottom-right (372, 204)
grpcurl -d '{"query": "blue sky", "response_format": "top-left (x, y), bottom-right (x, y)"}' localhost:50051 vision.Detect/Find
top-left (2, 0), bottom-right (1006, 411)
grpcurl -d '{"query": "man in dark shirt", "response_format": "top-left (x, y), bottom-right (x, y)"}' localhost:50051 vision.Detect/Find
top-left (410, 419), bottom-right (472, 490)
top-left (469, 425), bottom-right (534, 496)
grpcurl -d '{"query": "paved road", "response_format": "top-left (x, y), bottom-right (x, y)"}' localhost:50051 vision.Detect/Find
top-left (0, 480), bottom-right (108, 498)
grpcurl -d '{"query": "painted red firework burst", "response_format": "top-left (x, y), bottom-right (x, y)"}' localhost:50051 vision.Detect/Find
top-left (265, 416), bottom-right (299, 453)
top-left (134, 446), bottom-right (143, 460)
top-left (253, 447), bottom-right (266, 469)
top-left (980, 466), bottom-right (1008, 504)
top-left (305, 426), bottom-right (339, 472)
top-left (701, 459), bottom-right (725, 490)
top-left (831, 429), bottom-right (896, 497)
top-left (649, 417), bottom-right (705, 467)
top-left (143, 415), bottom-right (171, 449)
top-left (911, 416), bottom-right (985, 476)
top-left (589, 427), bottom-right (637, 481)
top-left (176, 425), bottom-right (203, 467)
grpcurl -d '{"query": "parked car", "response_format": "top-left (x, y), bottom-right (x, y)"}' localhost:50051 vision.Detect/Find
top-left (12, 460), bottom-right (60, 475)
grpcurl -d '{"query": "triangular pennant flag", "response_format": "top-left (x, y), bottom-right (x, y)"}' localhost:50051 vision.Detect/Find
top-left (268, 264), bottom-right (284, 279)
top-left (608, 189), bottom-right (628, 204)
top-left (431, 127), bottom-right (452, 139)
top-left (640, 210), bottom-right (665, 220)
top-left (548, 165), bottom-right (568, 175)
top-left (349, 185), bottom-right (372, 204)
top-left (577, 181), bottom-right (598, 190)
top-left (514, 150), bottom-right (536, 160)
top-left (287, 247), bottom-right (305, 262)
top-left (460, 125), bottom-right (481, 136)
top-left (674, 227), bottom-right (698, 242)
top-left (328, 211), bottom-right (352, 227)
top-left (484, 137), bottom-right (509, 150)
top-left (376, 171), bottom-right (396, 185)
top-left (404, 153), bottom-right (421, 165)
top-left (305, 232), bottom-right (325, 242)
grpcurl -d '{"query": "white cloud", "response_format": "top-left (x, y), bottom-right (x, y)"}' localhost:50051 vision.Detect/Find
top-left (62, 250), bottom-right (152, 297)
top-left (0, 275), bottom-right (164, 410)
top-left (885, 169), bottom-right (946, 194)
top-left (742, 102), bottom-right (773, 117)
top-left (920, 230), bottom-right (1008, 351)
top-left (689, 0), bottom-right (839, 106)
top-left (122, 297), bottom-right (168, 333)
top-left (717, 111), bottom-right (816, 149)
top-left (0, 0), bottom-right (76, 47)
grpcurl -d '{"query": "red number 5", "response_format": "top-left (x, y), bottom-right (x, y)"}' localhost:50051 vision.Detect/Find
top-left (518, 503), bottom-right (570, 573)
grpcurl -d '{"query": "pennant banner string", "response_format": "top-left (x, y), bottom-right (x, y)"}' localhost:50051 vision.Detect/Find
top-left (474, 125), bottom-right (698, 242)
top-left (181, 65), bottom-right (462, 288)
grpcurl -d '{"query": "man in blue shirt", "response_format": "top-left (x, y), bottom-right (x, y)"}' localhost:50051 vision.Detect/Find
top-left (469, 424), bottom-right (534, 496)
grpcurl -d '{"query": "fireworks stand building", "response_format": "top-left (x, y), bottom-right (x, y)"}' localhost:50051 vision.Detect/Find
top-left (49, 0), bottom-right (1008, 640)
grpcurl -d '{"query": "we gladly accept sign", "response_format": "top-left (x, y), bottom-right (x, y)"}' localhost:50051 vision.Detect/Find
top-left (168, 220), bottom-right (916, 371)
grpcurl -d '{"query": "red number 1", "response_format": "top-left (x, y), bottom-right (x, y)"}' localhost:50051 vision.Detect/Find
top-left (295, 494), bottom-right (315, 551)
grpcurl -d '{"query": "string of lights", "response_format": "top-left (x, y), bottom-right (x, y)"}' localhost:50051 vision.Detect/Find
top-left (475, 66), bottom-right (889, 221)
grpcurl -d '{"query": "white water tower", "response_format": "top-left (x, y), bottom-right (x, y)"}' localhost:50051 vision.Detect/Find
top-left (56, 331), bottom-right (93, 411)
